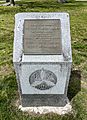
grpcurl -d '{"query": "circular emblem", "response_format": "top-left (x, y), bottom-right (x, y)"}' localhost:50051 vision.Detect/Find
top-left (29, 68), bottom-right (57, 90)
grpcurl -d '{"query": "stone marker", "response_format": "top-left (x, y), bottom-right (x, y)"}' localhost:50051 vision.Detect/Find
top-left (13, 13), bottom-right (72, 108)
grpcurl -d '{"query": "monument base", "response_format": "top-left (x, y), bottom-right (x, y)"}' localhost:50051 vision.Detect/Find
top-left (21, 94), bottom-right (69, 107)
top-left (18, 95), bottom-right (72, 115)
top-left (19, 102), bottom-right (72, 115)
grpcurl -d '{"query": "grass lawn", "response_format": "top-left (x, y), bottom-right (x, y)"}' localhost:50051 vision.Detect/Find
top-left (0, 0), bottom-right (87, 120)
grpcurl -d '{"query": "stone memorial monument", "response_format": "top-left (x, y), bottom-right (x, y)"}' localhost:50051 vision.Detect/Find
top-left (13, 13), bottom-right (72, 109)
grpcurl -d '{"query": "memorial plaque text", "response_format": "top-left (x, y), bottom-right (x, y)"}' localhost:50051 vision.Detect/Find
top-left (23, 19), bottom-right (62, 54)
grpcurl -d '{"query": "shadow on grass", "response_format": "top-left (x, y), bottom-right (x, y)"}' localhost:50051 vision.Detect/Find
top-left (16, 0), bottom-right (87, 9)
top-left (0, 0), bottom-right (87, 14)
top-left (68, 70), bottom-right (81, 100)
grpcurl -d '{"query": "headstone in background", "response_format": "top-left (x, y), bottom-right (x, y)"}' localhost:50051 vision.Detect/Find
top-left (13, 12), bottom-right (72, 107)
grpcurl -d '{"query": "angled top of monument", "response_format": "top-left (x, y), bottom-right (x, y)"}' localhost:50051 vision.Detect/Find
top-left (13, 12), bottom-right (72, 63)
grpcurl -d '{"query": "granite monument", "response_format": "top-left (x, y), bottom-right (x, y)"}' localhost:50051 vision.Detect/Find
top-left (13, 12), bottom-right (72, 107)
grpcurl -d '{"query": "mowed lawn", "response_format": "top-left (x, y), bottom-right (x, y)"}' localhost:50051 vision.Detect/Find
top-left (0, 0), bottom-right (87, 120)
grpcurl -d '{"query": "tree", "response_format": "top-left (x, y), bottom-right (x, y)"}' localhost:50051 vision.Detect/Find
top-left (6, 0), bottom-right (15, 6)
top-left (10, 0), bottom-right (15, 6)
top-left (58, 0), bottom-right (67, 3)
top-left (6, 0), bottom-right (10, 2)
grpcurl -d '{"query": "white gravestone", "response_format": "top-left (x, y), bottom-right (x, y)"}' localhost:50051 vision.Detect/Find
top-left (13, 12), bottom-right (72, 107)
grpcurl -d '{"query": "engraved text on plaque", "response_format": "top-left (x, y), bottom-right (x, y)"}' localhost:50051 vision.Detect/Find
top-left (23, 19), bottom-right (62, 54)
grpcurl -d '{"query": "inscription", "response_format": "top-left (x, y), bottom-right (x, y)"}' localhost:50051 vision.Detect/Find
top-left (23, 19), bottom-right (62, 54)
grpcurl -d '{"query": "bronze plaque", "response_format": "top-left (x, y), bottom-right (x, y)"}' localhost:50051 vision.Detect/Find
top-left (23, 19), bottom-right (62, 54)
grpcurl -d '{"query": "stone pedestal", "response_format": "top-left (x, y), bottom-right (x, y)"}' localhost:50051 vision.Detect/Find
top-left (13, 12), bottom-right (72, 107)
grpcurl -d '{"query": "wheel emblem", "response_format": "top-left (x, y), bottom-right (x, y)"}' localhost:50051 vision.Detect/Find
top-left (29, 68), bottom-right (57, 90)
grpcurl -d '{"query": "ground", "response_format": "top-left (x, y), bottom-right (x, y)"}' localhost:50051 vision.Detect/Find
top-left (0, 0), bottom-right (87, 120)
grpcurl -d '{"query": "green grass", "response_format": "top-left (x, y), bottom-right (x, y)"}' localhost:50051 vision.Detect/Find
top-left (0, 0), bottom-right (87, 120)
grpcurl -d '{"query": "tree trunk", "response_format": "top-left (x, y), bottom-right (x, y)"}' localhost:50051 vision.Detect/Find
top-left (58, 0), bottom-right (67, 3)
top-left (6, 0), bottom-right (10, 2)
top-left (10, 0), bottom-right (15, 6)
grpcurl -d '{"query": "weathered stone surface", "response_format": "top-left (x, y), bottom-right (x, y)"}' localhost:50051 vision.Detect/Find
top-left (19, 102), bottom-right (72, 115)
top-left (21, 94), bottom-right (69, 107)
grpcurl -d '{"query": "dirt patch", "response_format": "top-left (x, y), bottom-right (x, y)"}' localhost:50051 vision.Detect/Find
top-left (0, 64), bottom-right (13, 76)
